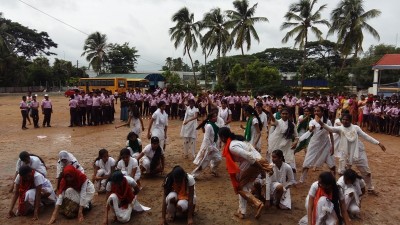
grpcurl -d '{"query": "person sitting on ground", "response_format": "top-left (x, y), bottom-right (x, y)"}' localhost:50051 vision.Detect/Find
top-left (126, 131), bottom-right (142, 158)
top-left (337, 169), bottom-right (365, 219)
top-left (56, 150), bottom-right (84, 186)
top-left (160, 166), bottom-right (195, 225)
top-left (136, 136), bottom-right (165, 175)
top-left (10, 151), bottom-right (47, 193)
top-left (117, 148), bottom-right (141, 188)
top-left (93, 149), bottom-right (116, 193)
top-left (103, 171), bottom-right (149, 225)
top-left (8, 165), bottom-right (56, 220)
top-left (48, 165), bottom-right (95, 224)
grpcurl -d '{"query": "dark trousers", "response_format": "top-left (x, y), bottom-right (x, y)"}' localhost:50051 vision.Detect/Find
top-left (43, 108), bottom-right (52, 126)
top-left (86, 106), bottom-right (92, 125)
top-left (21, 110), bottom-right (28, 128)
top-left (234, 103), bottom-right (241, 121)
top-left (171, 103), bottom-right (178, 118)
top-left (70, 108), bottom-right (78, 126)
top-left (31, 109), bottom-right (39, 127)
top-left (136, 101), bottom-right (143, 116)
top-left (241, 103), bottom-right (248, 121)
top-left (79, 107), bottom-right (86, 125)
top-left (143, 101), bottom-right (150, 116)
top-left (92, 106), bottom-right (101, 125)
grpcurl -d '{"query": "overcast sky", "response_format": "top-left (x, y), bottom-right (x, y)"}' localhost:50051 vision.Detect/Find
top-left (2, 0), bottom-right (400, 71)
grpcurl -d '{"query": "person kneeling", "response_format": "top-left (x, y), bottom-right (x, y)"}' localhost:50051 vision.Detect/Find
top-left (103, 171), bottom-right (150, 225)
top-left (8, 165), bottom-right (56, 220)
top-left (161, 166), bottom-right (196, 225)
top-left (136, 136), bottom-right (165, 175)
top-left (48, 165), bottom-right (95, 224)
top-left (337, 169), bottom-right (365, 219)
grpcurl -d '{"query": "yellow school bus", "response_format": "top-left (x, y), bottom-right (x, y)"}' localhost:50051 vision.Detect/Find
top-left (78, 78), bottom-right (127, 94)
top-left (127, 78), bottom-right (149, 92)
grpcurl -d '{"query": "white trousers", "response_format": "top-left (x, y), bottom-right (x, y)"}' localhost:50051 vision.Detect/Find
top-left (305, 195), bottom-right (338, 225)
top-left (238, 183), bottom-right (253, 215)
top-left (183, 137), bottom-right (196, 158)
top-left (192, 150), bottom-right (221, 178)
top-left (24, 186), bottom-right (56, 206)
top-left (166, 192), bottom-right (196, 215)
top-left (95, 169), bottom-right (109, 192)
top-left (107, 193), bottom-right (133, 223)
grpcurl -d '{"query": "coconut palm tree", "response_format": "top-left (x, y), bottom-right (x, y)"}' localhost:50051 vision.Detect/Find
top-left (165, 57), bottom-right (173, 70)
top-left (225, 0), bottom-right (268, 86)
top-left (169, 7), bottom-right (201, 86)
top-left (281, 0), bottom-right (330, 93)
top-left (81, 31), bottom-right (108, 74)
top-left (328, 0), bottom-right (381, 68)
top-left (202, 8), bottom-right (233, 83)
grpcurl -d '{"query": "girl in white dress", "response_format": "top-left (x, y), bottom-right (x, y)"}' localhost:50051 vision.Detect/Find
top-left (126, 131), bottom-right (142, 158)
top-left (255, 102), bottom-right (269, 138)
top-left (148, 101), bottom-right (168, 150)
top-left (269, 149), bottom-right (295, 209)
top-left (299, 172), bottom-right (350, 225)
top-left (92, 149), bottom-right (116, 193)
top-left (218, 127), bottom-right (272, 219)
top-left (267, 108), bottom-right (299, 172)
top-left (56, 150), bottom-right (85, 186)
top-left (180, 99), bottom-right (199, 159)
top-left (241, 105), bottom-right (262, 151)
top-left (136, 137), bottom-right (165, 175)
top-left (318, 112), bottom-right (386, 195)
top-left (127, 104), bottom-right (144, 137)
top-left (300, 106), bottom-right (336, 183)
top-left (103, 171), bottom-right (149, 224)
top-left (218, 99), bottom-right (232, 127)
top-left (192, 113), bottom-right (221, 178)
top-left (117, 148), bottom-right (141, 186)
top-left (337, 169), bottom-right (365, 219)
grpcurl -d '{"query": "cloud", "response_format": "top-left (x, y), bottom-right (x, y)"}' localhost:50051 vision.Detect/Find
top-left (2, 0), bottom-right (398, 70)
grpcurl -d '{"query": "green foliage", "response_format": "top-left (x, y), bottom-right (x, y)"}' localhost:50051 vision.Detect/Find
top-left (162, 57), bottom-right (191, 72)
top-left (254, 47), bottom-right (302, 72)
top-left (328, 71), bottom-right (350, 93)
top-left (0, 14), bottom-right (57, 58)
top-left (81, 31), bottom-right (108, 73)
top-left (105, 42), bottom-right (139, 73)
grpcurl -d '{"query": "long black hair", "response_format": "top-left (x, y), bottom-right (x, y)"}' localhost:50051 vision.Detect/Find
top-left (118, 148), bottom-right (131, 162)
top-left (196, 112), bottom-right (216, 130)
top-left (162, 165), bottom-right (188, 194)
top-left (218, 127), bottom-right (245, 141)
top-left (281, 108), bottom-right (295, 139)
top-left (343, 169), bottom-right (362, 183)
top-left (150, 141), bottom-right (163, 172)
top-left (319, 172), bottom-right (343, 224)
top-left (94, 149), bottom-right (108, 165)
top-left (19, 151), bottom-right (47, 168)
top-left (244, 105), bottom-right (262, 131)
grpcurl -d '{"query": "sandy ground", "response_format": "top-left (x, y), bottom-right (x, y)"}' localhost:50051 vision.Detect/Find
top-left (0, 94), bottom-right (399, 225)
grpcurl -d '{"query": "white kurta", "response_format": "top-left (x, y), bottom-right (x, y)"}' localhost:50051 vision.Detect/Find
top-left (16, 156), bottom-right (47, 177)
top-left (117, 157), bottom-right (141, 181)
top-left (151, 108), bottom-right (168, 141)
top-left (94, 157), bottom-right (116, 192)
top-left (180, 106), bottom-right (199, 138)
top-left (337, 176), bottom-right (365, 215)
top-left (303, 119), bottom-right (335, 168)
top-left (130, 117), bottom-right (142, 137)
top-left (218, 107), bottom-right (231, 127)
top-left (269, 162), bottom-right (295, 209)
top-left (268, 119), bottom-right (298, 168)
top-left (193, 124), bottom-right (220, 167)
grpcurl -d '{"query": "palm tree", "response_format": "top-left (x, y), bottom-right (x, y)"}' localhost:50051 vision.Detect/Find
top-left (169, 7), bottom-right (201, 87)
top-left (225, 0), bottom-right (268, 85)
top-left (281, 0), bottom-right (330, 93)
top-left (165, 57), bottom-right (173, 70)
top-left (202, 8), bottom-right (233, 83)
top-left (328, 0), bottom-right (381, 68)
top-left (0, 13), bottom-right (15, 56)
top-left (81, 31), bottom-right (108, 74)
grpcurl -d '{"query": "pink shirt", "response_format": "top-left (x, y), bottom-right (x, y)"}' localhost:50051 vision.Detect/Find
top-left (69, 99), bottom-right (78, 108)
top-left (41, 99), bottom-right (52, 109)
top-left (92, 96), bottom-right (101, 107)
top-left (20, 101), bottom-right (28, 110)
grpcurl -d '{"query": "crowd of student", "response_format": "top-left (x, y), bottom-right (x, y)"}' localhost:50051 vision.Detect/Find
top-left (12, 89), bottom-right (393, 225)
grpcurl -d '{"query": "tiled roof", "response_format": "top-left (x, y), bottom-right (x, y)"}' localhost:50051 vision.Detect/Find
top-left (372, 54), bottom-right (400, 70)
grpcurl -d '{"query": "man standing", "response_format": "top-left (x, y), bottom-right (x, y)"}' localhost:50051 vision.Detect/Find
top-left (41, 94), bottom-right (53, 127)
top-left (20, 96), bottom-right (29, 130)
top-left (30, 94), bottom-right (40, 128)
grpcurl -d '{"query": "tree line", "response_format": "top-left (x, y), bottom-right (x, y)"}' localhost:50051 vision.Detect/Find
top-left (165, 0), bottom-right (386, 94)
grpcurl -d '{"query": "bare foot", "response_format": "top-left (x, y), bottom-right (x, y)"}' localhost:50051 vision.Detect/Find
top-left (255, 203), bottom-right (264, 219)
top-left (234, 211), bottom-right (245, 219)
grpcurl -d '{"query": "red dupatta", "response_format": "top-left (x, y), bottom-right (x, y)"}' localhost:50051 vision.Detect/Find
top-left (312, 187), bottom-right (333, 225)
top-left (58, 165), bottom-right (87, 195)
top-left (18, 170), bottom-right (35, 215)
top-left (222, 138), bottom-right (240, 193)
top-left (110, 177), bottom-right (134, 209)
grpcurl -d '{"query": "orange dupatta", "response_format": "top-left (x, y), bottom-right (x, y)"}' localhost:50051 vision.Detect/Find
top-left (222, 138), bottom-right (240, 193)
top-left (312, 187), bottom-right (333, 225)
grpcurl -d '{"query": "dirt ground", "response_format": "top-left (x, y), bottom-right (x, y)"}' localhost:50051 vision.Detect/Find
top-left (0, 94), bottom-right (399, 225)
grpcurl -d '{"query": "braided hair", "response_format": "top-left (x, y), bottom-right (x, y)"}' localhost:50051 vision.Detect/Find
top-left (244, 105), bottom-right (262, 131)
top-left (218, 127), bottom-right (245, 141)
top-left (162, 165), bottom-right (188, 194)
top-left (281, 108), bottom-right (295, 139)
